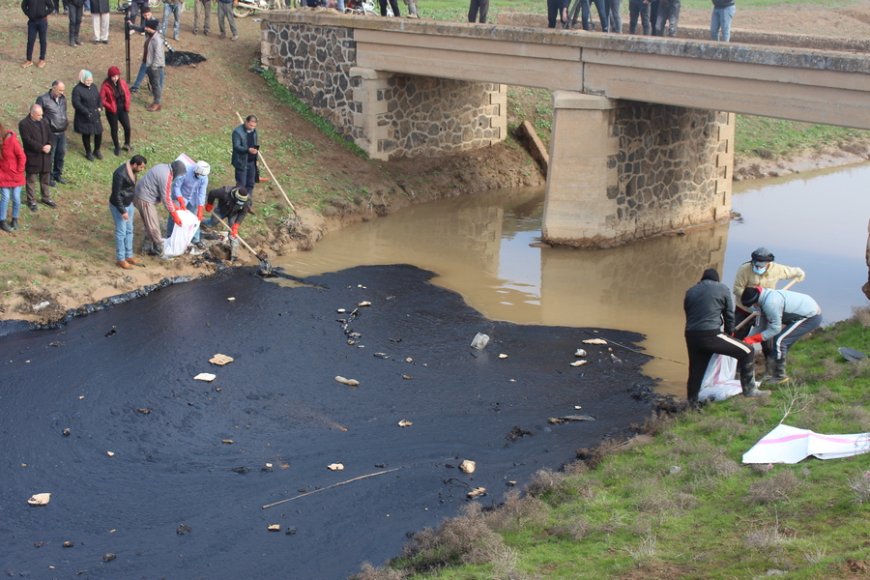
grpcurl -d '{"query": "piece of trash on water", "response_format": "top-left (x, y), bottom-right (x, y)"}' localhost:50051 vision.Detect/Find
top-left (337, 308), bottom-right (346, 313)
top-left (136, 407), bottom-right (151, 415)
top-left (548, 415), bottom-right (596, 424)
top-left (459, 459), bottom-right (476, 474)
top-left (209, 354), bottom-right (234, 366)
top-left (574, 349), bottom-right (587, 358)
top-left (194, 373), bottom-right (216, 382)
top-left (62, 428), bottom-right (71, 437)
top-left (327, 463), bottom-right (345, 471)
top-left (610, 353), bottom-right (623, 363)
top-left (506, 480), bottom-right (517, 487)
top-left (27, 493), bottom-right (51, 506)
top-left (221, 439), bottom-right (234, 445)
top-left (402, 374), bottom-right (413, 380)
top-left (227, 297), bottom-right (235, 301)
top-left (264, 462), bottom-right (273, 470)
top-left (374, 352), bottom-right (389, 359)
top-left (498, 353), bottom-right (509, 359)
top-left (570, 360), bottom-right (588, 367)
top-left (106, 451), bottom-right (115, 457)
top-left (78, 395), bottom-right (85, 400)
top-left (574, 405), bottom-right (582, 410)
top-left (102, 553), bottom-right (116, 562)
top-left (335, 376), bottom-right (360, 387)
top-left (582, 338), bottom-right (608, 345)
top-left (398, 419), bottom-right (413, 428)
top-left (358, 301), bottom-right (372, 307)
top-left (405, 357), bottom-right (414, 363)
top-left (176, 523), bottom-right (192, 535)
top-left (357, 284), bottom-right (367, 289)
top-left (470, 333), bottom-right (490, 350)
top-left (267, 524), bottom-right (281, 532)
top-left (62, 540), bottom-right (74, 548)
top-left (467, 487), bottom-right (486, 499)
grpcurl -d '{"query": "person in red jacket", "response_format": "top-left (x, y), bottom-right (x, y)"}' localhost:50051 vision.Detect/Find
top-left (0, 122), bottom-right (27, 232)
top-left (100, 65), bottom-right (132, 157)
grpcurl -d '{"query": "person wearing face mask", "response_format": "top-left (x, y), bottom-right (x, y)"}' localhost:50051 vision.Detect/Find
top-left (731, 247), bottom-right (805, 339)
top-left (204, 185), bottom-right (251, 260)
top-left (740, 286), bottom-right (821, 385)
top-left (165, 153), bottom-right (210, 248)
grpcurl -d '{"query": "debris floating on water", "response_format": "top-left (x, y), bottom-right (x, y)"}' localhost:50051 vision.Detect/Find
top-left (498, 353), bottom-right (509, 359)
top-left (570, 360), bottom-right (588, 367)
top-left (221, 439), bottom-right (234, 445)
top-left (470, 333), bottom-right (490, 350)
top-left (209, 354), bottom-right (234, 366)
top-left (574, 349), bottom-right (587, 357)
top-left (27, 493), bottom-right (51, 506)
top-left (582, 338), bottom-right (608, 345)
top-left (336, 308), bottom-right (346, 313)
top-left (335, 376), bottom-right (359, 387)
top-left (327, 463), bottom-right (345, 471)
top-left (106, 451), bottom-right (115, 457)
top-left (467, 487), bottom-right (486, 499)
top-left (357, 301), bottom-right (372, 307)
top-left (267, 524), bottom-right (281, 532)
top-left (62, 428), bottom-right (71, 437)
top-left (194, 373), bottom-right (216, 382)
top-left (548, 415), bottom-right (596, 424)
top-left (397, 419), bottom-right (413, 428)
top-left (459, 459), bottom-right (476, 474)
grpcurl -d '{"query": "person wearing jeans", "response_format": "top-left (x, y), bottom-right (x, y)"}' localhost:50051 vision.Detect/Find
top-left (109, 154), bottom-right (147, 268)
top-left (629, 0), bottom-right (650, 34)
top-left (710, 0), bottom-right (735, 41)
top-left (161, 0), bottom-right (183, 40)
top-left (0, 123), bottom-right (27, 232)
top-left (216, 0), bottom-right (237, 39)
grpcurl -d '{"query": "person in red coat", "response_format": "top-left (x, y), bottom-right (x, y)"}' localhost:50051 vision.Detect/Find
top-left (100, 65), bottom-right (132, 157)
top-left (0, 121), bottom-right (27, 232)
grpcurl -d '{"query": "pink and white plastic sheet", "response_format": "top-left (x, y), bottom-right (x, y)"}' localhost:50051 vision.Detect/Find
top-left (742, 424), bottom-right (870, 464)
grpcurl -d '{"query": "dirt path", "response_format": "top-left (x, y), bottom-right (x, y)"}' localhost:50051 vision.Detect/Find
top-left (0, 4), bottom-right (867, 325)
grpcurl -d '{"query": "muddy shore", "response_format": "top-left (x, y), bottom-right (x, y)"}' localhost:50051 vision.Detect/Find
top-left (0, 265), bottom-right (656, 578)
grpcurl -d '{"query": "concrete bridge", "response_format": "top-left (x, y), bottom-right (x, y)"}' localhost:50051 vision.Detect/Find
top-left (260, 12), bottom-right (870, 247)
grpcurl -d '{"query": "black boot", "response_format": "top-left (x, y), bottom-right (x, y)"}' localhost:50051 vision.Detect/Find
top-left (740, 355), bottom-right (769, 398)
top-left (69, 32), bottom-right (75, 47)
top-left (0, 220), bottom-right (11, 233)
top-left (768, 356), bottom-right (789, 384)
top-left (11, 218), bottom-right (18, 230)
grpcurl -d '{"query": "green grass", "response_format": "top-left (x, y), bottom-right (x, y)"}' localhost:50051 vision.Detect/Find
top-left (367, 311), bottom-right (870, 578)
top-left (735, 117), bottom-right (870, 157)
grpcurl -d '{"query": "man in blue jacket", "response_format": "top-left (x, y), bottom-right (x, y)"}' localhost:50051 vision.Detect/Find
top-left (741, 286), bottom-right (822, 384)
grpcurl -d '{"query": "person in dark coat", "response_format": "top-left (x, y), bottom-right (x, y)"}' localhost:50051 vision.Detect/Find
top-left (100, 66), bottom-right (132, 156)
top-left (109, 154), bottom-right (147, 268)
top-left (205, 185), bottom-right (251, 259)
top-left (21, 0), bottom-right (55, 68)
top-left (66, 0), bottom-right (84, 46)
top-left (18, 104), bottom-right (57, 211)
top-left (72, 69), bottom-right (104, 161)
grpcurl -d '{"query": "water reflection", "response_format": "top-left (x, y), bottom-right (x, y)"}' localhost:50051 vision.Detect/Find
top-left (275, 163), bottom-right (870, 397)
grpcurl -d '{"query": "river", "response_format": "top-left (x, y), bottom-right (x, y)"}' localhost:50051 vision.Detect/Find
top-left (276, 163), bottom-right (870, 397)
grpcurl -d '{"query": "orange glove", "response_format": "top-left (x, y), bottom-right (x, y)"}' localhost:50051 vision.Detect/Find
top-left (230, 223), bottom-right (239, 238)
top-left (196, 205), bottom-right (204, 221)
top-left (744, 334), bottom-right (764, 345)
top-left (171, 211), bottom-right (182, 226)
top-left (205, 203), bottom-right (214, 213)
top-left (176, 197), bottom-right (186, 211)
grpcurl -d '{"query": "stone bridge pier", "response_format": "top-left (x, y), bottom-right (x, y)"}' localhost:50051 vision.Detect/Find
top-left (543, 92), bottom-right (735, 247)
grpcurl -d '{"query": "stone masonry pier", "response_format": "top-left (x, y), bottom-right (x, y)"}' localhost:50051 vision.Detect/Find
top-left (261, 11), bottom-right (869, 247)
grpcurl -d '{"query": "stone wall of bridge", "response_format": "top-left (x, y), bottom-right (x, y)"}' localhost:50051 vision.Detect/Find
top-left (260, 18), bottom-right (506, 160)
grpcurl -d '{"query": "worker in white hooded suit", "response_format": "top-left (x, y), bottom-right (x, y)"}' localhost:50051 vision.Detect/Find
top-left (166, 153), bottom-right (210, 247)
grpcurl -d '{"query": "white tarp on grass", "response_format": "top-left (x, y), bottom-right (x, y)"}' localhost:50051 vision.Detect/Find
top-left (742, 424), bottom-right (870, 464)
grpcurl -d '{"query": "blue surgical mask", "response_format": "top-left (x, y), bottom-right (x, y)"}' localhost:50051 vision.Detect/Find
top-left (752, 262), bottom-right (768, 275)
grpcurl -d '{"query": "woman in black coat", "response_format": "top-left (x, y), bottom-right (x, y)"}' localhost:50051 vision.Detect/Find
top-left (72, 69), bottom-right (104, 160)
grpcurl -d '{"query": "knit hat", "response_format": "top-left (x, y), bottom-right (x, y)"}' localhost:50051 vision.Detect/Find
top-left (107, 66), bottom-right (121, 78)
top-left (741, 286), bottom-right (762, 307)
top-left (701, 268), bottom-right (720, 282)
top-left (170, 160), bottom-right (186, 178)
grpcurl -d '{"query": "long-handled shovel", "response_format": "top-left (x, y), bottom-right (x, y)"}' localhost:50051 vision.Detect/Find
top-left (234, 111), bottom-right (297, 216)
top-left (213, 216), bottom-right (273, 277)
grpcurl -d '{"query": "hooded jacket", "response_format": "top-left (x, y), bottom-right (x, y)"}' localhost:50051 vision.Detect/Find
top-left (0, 131), bottom-right (27, 188)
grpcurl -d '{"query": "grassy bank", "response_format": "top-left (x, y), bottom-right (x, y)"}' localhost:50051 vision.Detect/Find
top-left (358, 310), bottom-right (870, 578)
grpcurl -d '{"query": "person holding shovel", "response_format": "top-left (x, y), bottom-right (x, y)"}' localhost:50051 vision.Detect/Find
top-left (205, 185), bottom-right (251, 260)
top-left (684, 268), bottom-right (766, 407)
top-left (731, 247), bottom-right (805, 339)
top-left (231, 115), bottom-right (259, 198)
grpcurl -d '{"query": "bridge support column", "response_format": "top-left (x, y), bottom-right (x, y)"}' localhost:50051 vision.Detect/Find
top-left (543, 91), bottom-right (735, 248)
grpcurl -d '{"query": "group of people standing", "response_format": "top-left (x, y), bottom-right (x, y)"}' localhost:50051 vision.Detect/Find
top-left (683, 248), bottom-right (821, 407)
top-left (107, 115), bottom-right (259, 268)
top-left (544, 0), bottom-right (735, 41)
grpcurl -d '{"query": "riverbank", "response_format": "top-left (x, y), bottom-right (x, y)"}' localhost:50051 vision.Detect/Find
top-left (0, 3), bottom-right (868, 326)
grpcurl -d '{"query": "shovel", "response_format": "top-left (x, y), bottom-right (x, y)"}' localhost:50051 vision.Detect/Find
top-left (213, 216), bottom-right (273, 277)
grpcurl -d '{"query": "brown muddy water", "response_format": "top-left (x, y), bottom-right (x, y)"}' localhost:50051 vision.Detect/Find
top-left (275, 163), bottom-right (870, 398)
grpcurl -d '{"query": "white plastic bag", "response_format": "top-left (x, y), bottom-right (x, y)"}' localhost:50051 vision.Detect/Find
top-left (163, 209), bottom-right (200, 258)
top-left (698, 354), bottom-right (742, 402)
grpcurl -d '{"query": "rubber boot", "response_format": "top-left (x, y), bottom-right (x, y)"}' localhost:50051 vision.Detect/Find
top-left (741, 355), bottom-right (770, 398)
top-left (0, 220), bottom-right (11, 233)
top-left (69, 32), bottom-right (75, 47)
top-left (768, 356), bottom-right (789, 384)
top-left (11, 218), bottom-right (18, 230)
